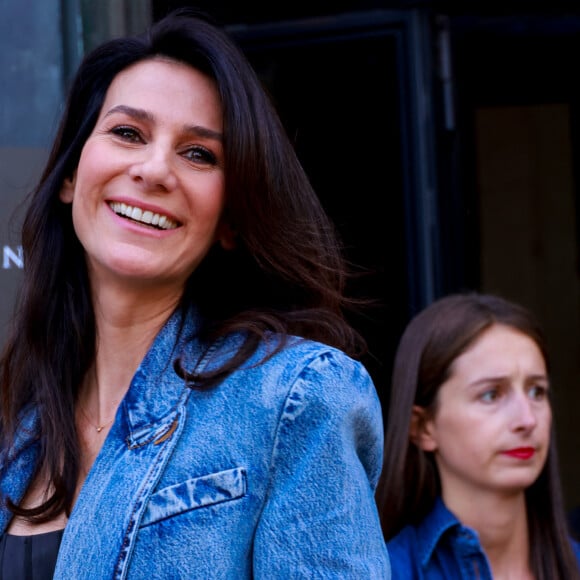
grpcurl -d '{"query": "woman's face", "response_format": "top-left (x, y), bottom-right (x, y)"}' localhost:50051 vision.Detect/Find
top-left (414, 323), bottom-right (551, 503)
top-left (60, 57), bottom-right (232, 291)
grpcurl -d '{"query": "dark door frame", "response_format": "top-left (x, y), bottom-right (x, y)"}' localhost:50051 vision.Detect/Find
top-left (229, 9), bottom-right (443, 315)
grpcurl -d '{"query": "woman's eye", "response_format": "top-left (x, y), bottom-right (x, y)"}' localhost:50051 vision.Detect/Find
top-left (110, 126), bottom-right (143, 142)
top-left (480, 389), bottom-right (499, 403)
top-left (529, 385), bottom-right (548, 401)
top-left (182, 146), bottom-right (217, 165)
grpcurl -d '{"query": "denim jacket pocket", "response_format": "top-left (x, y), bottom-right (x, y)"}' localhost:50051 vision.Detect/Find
top-left (140, 466), bottom-right (247, 527)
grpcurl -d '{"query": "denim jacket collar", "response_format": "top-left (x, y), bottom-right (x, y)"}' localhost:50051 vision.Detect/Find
top-left (121, 306), bottom-right (198, 442)
top-left (0, 306), bottom-right (201, 528)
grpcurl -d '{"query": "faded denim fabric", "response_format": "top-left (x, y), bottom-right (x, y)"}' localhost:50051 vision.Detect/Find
top-left (0, 308), bottom-right (390, 579)
top-left (387, 496), bottom-right (580, 579)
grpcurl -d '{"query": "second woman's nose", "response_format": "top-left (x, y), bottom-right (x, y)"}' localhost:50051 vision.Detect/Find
top-left (510, 391), bottom-right (539, 433)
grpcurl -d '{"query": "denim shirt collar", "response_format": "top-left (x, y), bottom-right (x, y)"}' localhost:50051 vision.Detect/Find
top-left (415, 496), bottom-right (467, 567)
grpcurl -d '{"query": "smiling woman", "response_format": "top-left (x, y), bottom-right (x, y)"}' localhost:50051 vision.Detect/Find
top-left (59, 58), bottom-right (229, 290)
top-left (0, 8), bottom-right (389, 579)
top-left (377, 292), bottom-right (580, 579)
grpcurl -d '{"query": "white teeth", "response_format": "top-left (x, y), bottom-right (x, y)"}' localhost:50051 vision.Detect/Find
top-left (108, 202), bottom-right (177, 230)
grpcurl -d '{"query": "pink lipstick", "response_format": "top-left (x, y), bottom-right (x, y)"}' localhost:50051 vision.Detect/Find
top-left (502, 447), bottom-right (535, 460)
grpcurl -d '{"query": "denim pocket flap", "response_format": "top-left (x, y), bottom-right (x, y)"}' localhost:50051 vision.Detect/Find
top-left (141, 466), bottom-right (247, 527)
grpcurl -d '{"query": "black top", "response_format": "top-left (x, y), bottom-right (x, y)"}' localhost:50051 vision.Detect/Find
top-left (0, 530), bottom-right (64, 580)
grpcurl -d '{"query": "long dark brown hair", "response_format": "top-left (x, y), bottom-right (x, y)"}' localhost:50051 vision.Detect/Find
top-left (376, 292), bottom-right (579, 579)
top-left (0, 9), bottom-right (367, 522)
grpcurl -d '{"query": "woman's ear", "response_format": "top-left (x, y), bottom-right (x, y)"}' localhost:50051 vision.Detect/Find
top-left (59, 175), bottom-right (76, 203)
top-left (410, 405), bottom-right (438, 452)
top-left (216, 219), bottom-right (237, 251)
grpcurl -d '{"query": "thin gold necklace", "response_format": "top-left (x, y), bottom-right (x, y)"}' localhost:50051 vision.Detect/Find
top-left (78, 404), bottom-right (114, 433)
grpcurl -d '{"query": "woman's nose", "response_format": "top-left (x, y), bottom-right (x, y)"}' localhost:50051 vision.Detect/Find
top-left (128, 145), bottom-right (178, 192)
top-left (512, 393), bottom-right (538, 432)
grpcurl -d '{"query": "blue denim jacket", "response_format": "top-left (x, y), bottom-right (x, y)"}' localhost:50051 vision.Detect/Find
top-left (387, 496), bottom-right (580, 579)
top-left (0, 308), bottom-right (390, 579)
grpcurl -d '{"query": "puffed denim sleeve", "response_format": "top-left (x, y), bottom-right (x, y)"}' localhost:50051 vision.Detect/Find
top-left (252, 349), bottom-right (391, 579)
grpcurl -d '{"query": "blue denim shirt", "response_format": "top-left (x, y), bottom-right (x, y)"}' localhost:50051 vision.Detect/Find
top-left (0, 307), bottom-right (390, 579)
top-left (388, 496), bottom-right (580, 579)
top-left (387, 498), bottom-right (492, 579)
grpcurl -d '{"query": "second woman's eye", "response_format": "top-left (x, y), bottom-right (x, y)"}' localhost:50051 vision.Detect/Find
top-left (479, 388), bottom-right (500, 403)
top-left (529, 384), bottom-right (548, 401)
top-left (182, 145), bottom-right (217, 166)
top-left (110, 125), bottom-right (143, 142)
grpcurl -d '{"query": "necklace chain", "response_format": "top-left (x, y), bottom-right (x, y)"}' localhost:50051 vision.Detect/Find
top-left (78, 404), bottom-right (114, 433)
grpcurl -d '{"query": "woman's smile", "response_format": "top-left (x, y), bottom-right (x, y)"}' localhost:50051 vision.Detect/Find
top-left (107, 201), bottom-right (179, 231)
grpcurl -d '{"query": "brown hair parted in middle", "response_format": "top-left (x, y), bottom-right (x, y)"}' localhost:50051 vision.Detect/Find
top-left (377, 292), bottom-right (578, 579)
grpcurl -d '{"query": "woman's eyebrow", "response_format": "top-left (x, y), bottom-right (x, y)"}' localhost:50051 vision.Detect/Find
top-left (467, 376), bottom-right (506, 388)
top-left (103, 104), bottom-right (223, 142)
top-left (104, 104), bottom-right (152, 123)
top-left (468, 373), bottom-right (549, 388)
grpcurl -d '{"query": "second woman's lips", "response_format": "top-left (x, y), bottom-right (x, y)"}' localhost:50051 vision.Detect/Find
top-left (502, 447), bottom-right (535, 459)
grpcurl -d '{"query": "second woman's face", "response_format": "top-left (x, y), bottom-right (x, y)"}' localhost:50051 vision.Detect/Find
top-left (418, 323), bottom-right (551, 502)
top-left (60, 57), bottom-right (231, 291)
